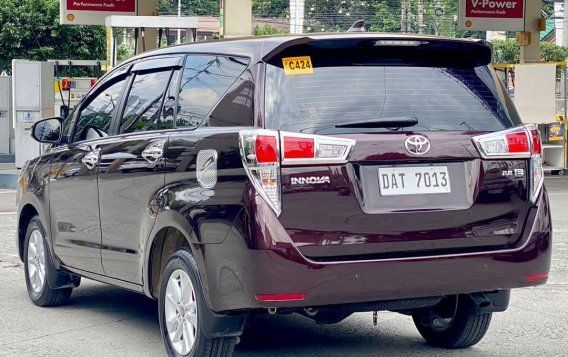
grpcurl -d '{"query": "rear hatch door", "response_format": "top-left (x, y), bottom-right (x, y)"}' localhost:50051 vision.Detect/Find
top-left (264, 36), bottom-right (531, 260)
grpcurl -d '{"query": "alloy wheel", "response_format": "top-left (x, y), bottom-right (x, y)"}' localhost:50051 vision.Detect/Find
top-left (164, 269), bottom-right (198, 356)
top-left (27, 229), bottom-right (46, 294)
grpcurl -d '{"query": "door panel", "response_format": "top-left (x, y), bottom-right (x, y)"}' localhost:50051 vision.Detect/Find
top-left (49, 73), bottom-right (129, 274)
top-left (98, 134), bottom-right (168, 282)
top-left (97, 58), bottom-right (182, 283)
top-left (49, 143), bottom-right (104, 274)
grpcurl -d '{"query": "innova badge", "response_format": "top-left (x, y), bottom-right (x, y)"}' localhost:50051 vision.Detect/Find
top-left (405, 135), bottom-right (431, 156)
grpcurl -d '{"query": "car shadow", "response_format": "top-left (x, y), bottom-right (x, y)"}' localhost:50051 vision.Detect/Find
top-left (63, 281), bottom-right (159, 327)
top-left (59, 282), bottom-right (488, 357)
top-left (234, 313), bottom-right (488, 357)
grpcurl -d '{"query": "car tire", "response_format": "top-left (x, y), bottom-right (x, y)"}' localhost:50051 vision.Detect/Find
top-left (24, 216), bottom-right (73, 307)
top-left (412, 295), bottom-right (492, 349)
top-left (159, 248), bottom-right (236, 357)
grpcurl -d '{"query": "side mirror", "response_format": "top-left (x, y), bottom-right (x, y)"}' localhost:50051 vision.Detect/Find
top-left (31, 117), bottom-right (63, 144)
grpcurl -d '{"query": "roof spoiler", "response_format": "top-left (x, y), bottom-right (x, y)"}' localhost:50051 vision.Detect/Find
top-left (262, 35), bottom-right (493, 67)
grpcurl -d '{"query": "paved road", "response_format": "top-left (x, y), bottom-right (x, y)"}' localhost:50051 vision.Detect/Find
top-left (0, 179), bottom-right (567, 356)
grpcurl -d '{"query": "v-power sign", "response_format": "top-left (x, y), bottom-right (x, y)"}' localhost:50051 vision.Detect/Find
top-left (459, 0), bottom-right (526, 31)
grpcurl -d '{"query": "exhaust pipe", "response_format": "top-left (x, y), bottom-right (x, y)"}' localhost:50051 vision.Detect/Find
top-left (304, 307), bottom-right (318, 317)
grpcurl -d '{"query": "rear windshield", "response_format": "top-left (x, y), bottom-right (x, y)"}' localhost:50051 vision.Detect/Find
top-left (264, 64), bottom-right (519, 134)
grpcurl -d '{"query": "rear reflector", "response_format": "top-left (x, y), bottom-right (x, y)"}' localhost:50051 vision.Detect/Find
top-left (256, 293), bottom-right (306, 302)
top-left (526, 273), bottom-right (548, 282)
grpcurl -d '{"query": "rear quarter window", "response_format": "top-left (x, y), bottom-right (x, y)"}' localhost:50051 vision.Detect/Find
top-left (176, 55), bottom-right (250, 129)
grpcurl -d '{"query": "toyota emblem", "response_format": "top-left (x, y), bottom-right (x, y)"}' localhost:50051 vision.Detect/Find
top-left (405, 135), bottom-right (431, 155)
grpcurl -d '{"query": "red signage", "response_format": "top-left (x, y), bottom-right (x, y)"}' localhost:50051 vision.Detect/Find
top-left (67, 0), bottom-right (136, 13)
top-left (465, 0), bottom-right (524, 19)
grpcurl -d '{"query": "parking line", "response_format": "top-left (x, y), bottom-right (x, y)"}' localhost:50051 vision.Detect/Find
top-left (0, 212), bottom-right (16, 215)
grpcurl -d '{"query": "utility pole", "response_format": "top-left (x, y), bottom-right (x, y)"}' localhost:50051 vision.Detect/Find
top-left (564, 0), bottom-right (568, 48)
top-left (434, 0), bottom-right (442, 36)
top-left (401, 0), bottom-right (411, 32)
top-left (401, 0), bottom-right (406, 32)
top-left (403, 0), bottom-right (412, 32)
top-left (418, 0), bottom-right (424, 34)
top-left (177, 0), bottom-right (181, 44)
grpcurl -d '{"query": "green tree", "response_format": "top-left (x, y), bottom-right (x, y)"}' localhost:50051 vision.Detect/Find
top-left (253, 24), bottom-right (286, 36)
top-left (0, 0), bottom-right (105, 72)
top-left (252, 0), bottom-right (288, 17)
top-left (492, 40), bottom-right (568, 64)
top-left (117, 42), bottom-right (135, 63)
top-left (541, 41), bottom-right (568, 63)
top-left (157, 0), bottom-right (220, 16)
top-left (491, 40), bottom-right (521, 64)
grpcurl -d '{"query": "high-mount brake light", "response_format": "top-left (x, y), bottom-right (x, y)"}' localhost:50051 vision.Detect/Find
top-left (239, 130), bottom-right (356, 216)
top-left (472, 124), bottom-right (544, 204)
top-left (374, 40), bottom-right (426, 47)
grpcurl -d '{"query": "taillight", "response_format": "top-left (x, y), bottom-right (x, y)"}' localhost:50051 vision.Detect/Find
top-left (255, 135), bottom-right (278, 163)
top-left (240, 130), bottom-right (282, 215)
top-left (240, 130), bottom-right (355, 216)
top-left (283, 136), bottom-right (315, 159)
top-left (281, 132), bottom-right (355, 165)
top-left (506, 132), bottom-right (529, 153)
top-left (472, 124), bottom-right (544, 204)
top-left (530, 129), bottom-right (542, 155)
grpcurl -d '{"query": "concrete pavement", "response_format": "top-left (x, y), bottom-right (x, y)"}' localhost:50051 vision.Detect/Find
top-left (0, 178), bottom-right (566, 356)
top-left (0, 163), bottom-right (17, 189)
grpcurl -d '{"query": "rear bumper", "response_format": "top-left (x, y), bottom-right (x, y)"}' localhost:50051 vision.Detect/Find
top-left (198, 189), bottom-right (551, 312)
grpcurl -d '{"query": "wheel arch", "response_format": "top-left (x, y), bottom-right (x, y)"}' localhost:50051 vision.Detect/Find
top-left (17, 193), bottom-right (51, 264)
top-left (143, 209), bottom-right (209, 300)
top-left (144, 213), bottom-right (247, 339)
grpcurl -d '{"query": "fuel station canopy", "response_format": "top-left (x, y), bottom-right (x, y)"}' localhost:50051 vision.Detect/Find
top-left (105, 15), bottom-right (198, 68)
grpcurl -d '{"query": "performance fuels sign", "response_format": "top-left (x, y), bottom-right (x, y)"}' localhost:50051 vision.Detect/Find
top-left (459, 0), bottom-right (526, 31)
top-left (60, 0), bottom-right (137, 25)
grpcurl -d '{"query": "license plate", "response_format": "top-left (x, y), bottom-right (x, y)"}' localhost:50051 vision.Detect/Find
top-left (378, 166), bottom-right (451, 196)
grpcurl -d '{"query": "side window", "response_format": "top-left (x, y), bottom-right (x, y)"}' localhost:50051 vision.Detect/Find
top-left (176, 55), bottom-right (249, 129)
top-left (73, 77), bottom-right (126, 142)
top-left (120, 69), bottom-right (173, 134)
top-left (160, 69), bottom-right (180, 130)
top-left (206, 69), bottom-right (254, 127)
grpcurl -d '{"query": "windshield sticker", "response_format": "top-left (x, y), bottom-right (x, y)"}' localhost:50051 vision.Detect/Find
top-left (282, 56), bottom-right (313, 76)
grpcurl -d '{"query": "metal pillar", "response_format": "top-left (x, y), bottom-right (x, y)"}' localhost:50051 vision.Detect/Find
top-left (290, 0), bottom-right (305, 34)
top-left (520, 0), bottom-right (542, 64)
top-left (417, 0), bottom-right (424, 34)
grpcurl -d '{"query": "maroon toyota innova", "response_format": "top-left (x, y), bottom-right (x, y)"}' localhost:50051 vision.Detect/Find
top-left (20, 33), bottom-right (551, 357)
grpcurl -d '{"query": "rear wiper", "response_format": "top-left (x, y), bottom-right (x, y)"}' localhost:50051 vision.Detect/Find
top-left (335, 117), bottom-right (418, 129)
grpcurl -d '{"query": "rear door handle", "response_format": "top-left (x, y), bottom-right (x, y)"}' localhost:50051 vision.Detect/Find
top-left (82, 147), bottom-right (101, 169)
top-left (142, 140), bottom-right (166, 163)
